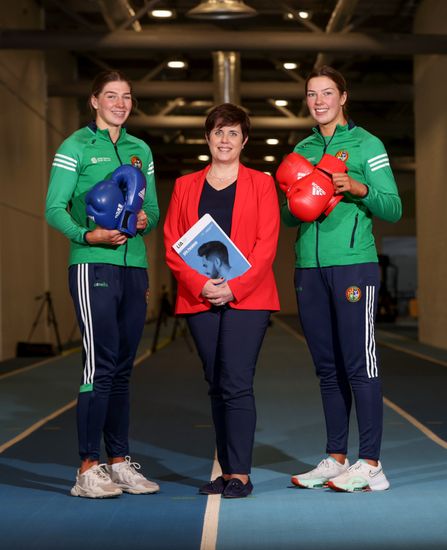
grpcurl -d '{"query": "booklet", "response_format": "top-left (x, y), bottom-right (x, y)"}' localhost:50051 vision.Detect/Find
top-left (172, 213), bottom-right (251, 280)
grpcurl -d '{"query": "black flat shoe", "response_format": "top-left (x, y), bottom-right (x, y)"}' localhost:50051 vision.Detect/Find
top-left (222, 478), bottom-right (253, 499)
top-left (199, 476), bottom-right (227, 495)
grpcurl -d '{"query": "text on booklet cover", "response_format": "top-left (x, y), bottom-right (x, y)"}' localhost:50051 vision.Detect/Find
top-left (173, 214), bottom-right (251, 280)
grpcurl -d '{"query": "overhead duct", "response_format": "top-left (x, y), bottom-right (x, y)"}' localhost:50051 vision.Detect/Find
top-left (213, 51), bottom-right (241, 105)
top-left (187, 0), bottom-right (257, 19)
top-left (97, 0), bottom-right (143, 31)
top-left (314, 0), bottom-right (359, 68)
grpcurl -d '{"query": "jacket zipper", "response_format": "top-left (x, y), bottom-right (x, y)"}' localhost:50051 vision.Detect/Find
top-left (350, 214), bottom-right (359, 248)
top-left (112, 141), bottom-right (123, 165)
top-left (315, 224), bottom-right (321, 268)
top-left (315, 127), bottom-right (337, 267)
top-left (110, 138), bottom-right (129, 266)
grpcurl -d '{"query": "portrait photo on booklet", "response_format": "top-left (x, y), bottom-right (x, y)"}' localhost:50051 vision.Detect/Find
top-left (172, 213), bottom-right (251, 280)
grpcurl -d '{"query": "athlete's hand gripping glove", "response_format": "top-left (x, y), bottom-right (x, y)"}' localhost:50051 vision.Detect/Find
top-left (275, 153), bottom-right (314, 195)
top-left (287, 154), bottom-right (347, 222)
top-left (85, 179), bottom-right (126, 230)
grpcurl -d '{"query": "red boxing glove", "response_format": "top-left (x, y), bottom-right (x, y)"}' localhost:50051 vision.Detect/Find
top-left (315, 153), bottom-right (347, 176)
top-left (287, 169), bottom-right (336, 222)
top-left (275, 153), bottom-right (314, 195)
top-left (314, 153), bottom-right (347, 216)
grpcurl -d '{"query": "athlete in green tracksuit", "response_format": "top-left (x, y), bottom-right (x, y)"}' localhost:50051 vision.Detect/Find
top-left (284, 66), bottom-right (401, 493)
top-left (282, 121), bottom-right (401, 267)
top-left (46, 70), bottom-right (160, 499)
top-left (45, 124), bottom-right (158, 266)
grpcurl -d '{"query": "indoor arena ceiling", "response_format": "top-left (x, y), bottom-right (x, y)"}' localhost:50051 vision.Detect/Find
top-left (5, 0), bottom-right (441, 175)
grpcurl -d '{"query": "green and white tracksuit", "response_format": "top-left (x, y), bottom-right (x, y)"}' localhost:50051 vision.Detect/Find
top-left (46, 122), bottom-right (159, 267)
top-left (281, 121), bottom-right (402, 267)
top-left (281, 121), bottom-right (402, 461)
top-left (45, 123), bottom-right (159, 460)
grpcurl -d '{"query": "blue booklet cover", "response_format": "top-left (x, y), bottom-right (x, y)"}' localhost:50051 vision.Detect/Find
top-left (172, 213), bottom-right (251, 280)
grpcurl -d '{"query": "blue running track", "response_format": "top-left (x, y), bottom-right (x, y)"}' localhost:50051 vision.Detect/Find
top-left (1, 317), bottom-right (447, 549)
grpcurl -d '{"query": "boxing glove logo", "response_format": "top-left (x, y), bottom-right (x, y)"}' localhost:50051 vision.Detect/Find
top-left (276, 152), bottom-right (347, 222)
top-left (312, 183), bottom-right (326, 196)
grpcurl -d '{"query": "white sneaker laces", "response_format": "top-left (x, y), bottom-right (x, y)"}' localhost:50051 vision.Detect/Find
top-left (87, 464), bottom-right (111, 481)
top-left (121, 456), bottom-right (145, 480)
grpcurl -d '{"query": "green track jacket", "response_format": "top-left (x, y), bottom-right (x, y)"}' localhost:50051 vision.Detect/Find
top-left (281, 122), bottom-right (402, 268)
top-left (46, 124), bottom-right (159, 268)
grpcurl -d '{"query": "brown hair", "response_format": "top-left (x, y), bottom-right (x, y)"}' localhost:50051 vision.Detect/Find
top-left (305, 65), bottom-right (348, 115)
top-left (205, 103), bottom-right (251, 140)
top-left (89, 70), bottom-right (135, 113)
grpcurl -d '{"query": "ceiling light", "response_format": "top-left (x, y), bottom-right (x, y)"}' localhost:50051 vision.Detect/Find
top-left (298, 10), bottom-right (310, 20)
top-left (264, 155), bottom-right (276, 163)
top-left (285, 12), bottom-right (294, 20)
top-left (187, 0), bottom-right (257, 20)
top-left (186, 138), bottom-right (208, 144)
top-left (274, 100), bottom-right (288, 107)
top-left (283, 62), bottom-right (298, 70)
top-left (167, 60), bottom-right (187, 69)
top-left (150, 9), bottom-right (174, 18)
top-left (198, 154), bottom-right (210, 162)
top-left (266, 138), bottom-right (279, 145)
top-left (189, 101), bottom-right (214, 108)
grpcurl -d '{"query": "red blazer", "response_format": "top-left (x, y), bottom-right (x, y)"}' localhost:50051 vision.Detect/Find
top-left (164, 163), bottom-right (280, 314)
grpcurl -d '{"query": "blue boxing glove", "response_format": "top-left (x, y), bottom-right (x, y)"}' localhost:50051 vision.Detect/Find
top-left (111, 164), bottom-right (146, 237)
top-left (85, 179), bottom-right (125, 230)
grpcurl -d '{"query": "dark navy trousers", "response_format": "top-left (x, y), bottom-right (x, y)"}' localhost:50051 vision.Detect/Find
top-left (295, 263), bottom-right (383, 461)
top-left (69, 263), bottom-right (148, 461)
top-left (186, 307), bottom-right (271, 474)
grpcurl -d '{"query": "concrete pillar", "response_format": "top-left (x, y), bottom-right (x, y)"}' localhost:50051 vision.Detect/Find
top-left (0, 0), bottom-right (48, 359)
top-left (414, 0), bottom-right (447, 348)
top-left (45, 52), bottom-right (81, 347)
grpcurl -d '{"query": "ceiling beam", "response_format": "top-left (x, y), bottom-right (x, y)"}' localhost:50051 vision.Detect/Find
top-left (126, 115), bottom-right (412, 135)
top-left (48, 81), bottom-right (413, 102)
top-left (129, 115), bottom-right (315, 130)
top-left (2, 29), bottom-right (447, 54)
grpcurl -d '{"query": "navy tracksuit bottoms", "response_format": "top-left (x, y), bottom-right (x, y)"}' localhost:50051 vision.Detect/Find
top-left (186, 307), bottom-right (271, 474)
top-left (295, 263), bottom-right (383, 461)
top-left (69, 263), bottom-right (148, 461)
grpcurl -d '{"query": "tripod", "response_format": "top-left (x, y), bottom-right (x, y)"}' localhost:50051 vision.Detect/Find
top-left (151, 288), bottom-right (193, 353)
top-left (28, 291), bottom-right (63, 354)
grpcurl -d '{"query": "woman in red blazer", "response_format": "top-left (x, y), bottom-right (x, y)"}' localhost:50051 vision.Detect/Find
top-left (164, 103), bottom-right (280, 498)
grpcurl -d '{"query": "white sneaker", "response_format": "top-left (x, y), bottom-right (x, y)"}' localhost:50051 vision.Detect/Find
top-left (106, 456), bottom-right (160, 494)
top-left (71, 464), bottom-right (123, 498)
top-left (291, 457), bottom-right (350, 489)
top-left (327, 459), bottom-right (390, 492)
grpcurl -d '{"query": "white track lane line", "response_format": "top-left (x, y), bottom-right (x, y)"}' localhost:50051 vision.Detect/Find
top-left (0, 349), bottom-right (153, 454)
top-left (0, 399), bottom-right (77, 454)
top-left (0, 348), bottom-right (80, 382)
top-left (274, 316), bottom-right (447, 448)
top-left (200, 453), bottom-right (222, 550)
top-left (1, 342), bottom-right (222, 549)
top-left (383, 397), bottom-right (447, 449)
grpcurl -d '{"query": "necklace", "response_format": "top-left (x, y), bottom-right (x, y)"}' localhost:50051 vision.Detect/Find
top-left (209, 167), bottom-right (238, 183)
